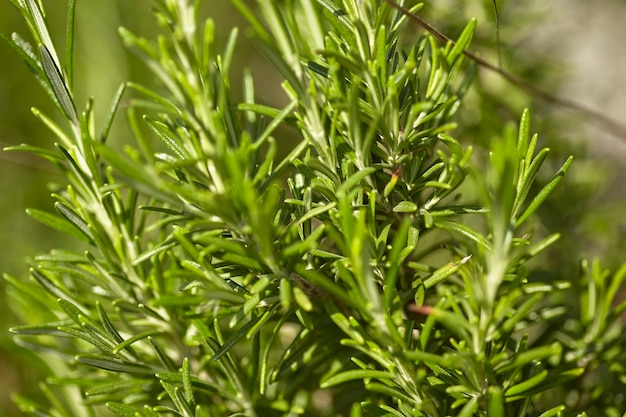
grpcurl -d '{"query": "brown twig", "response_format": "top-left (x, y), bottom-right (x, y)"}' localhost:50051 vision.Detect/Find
top-left (385, 0), bottom-right (626, 142)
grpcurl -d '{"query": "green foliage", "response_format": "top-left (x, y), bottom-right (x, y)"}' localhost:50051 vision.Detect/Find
top-left (2, 0), bottom-right (626, 416)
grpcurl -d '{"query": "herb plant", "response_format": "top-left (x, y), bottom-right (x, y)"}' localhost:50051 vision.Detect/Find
top-left (3, 0), bottom-right (626, 416)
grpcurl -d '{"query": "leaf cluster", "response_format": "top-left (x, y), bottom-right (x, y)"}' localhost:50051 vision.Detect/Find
top-left (2, 0), bottom-right (626, 416)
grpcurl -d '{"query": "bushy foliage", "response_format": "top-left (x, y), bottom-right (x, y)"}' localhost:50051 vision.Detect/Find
top-left (3, 0), bottom-right (626, 416)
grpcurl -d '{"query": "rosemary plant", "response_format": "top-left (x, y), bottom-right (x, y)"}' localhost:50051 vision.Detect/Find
top-left (3, 0), bottom-right (626, 416)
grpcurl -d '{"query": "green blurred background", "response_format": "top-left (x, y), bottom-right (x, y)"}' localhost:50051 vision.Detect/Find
top-left (1, 0), bottom-right (626, 415)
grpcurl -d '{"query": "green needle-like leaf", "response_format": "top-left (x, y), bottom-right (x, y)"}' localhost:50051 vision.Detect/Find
top-left (39, 44), bottom-right (77, 123)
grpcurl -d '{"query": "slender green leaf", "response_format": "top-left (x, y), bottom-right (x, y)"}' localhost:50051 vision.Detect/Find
top-left (537, 406), bottom-right (566, 417)
top-left (446, 18), bottom-right (476, 66)
top-left (211, 315), bottom-right (262, 362)
top-left (517, 109), bottom-right (531, 156)
top-left (106, 402), bottom-right (140, 417)
top-left (321, 369), bottom-right (395, 388)
top-left (26, 208), bottom-right (91, 242)
top-left (495, 343), bottom-right (561, 374)
top-left (10, 321), bottom-right (71, 336)
top-left (76, 354), bottom-right (154, 375)
top-left (336, 167), bottom-right (378, 197)
top-left (112, 329), bottom-right (163, 354)
top-left (39, 44), bottom-right (77, 122)
top-left (423, 255), bottom-right (471, 288)
top-left (64, 0), bottom-right (76, 88)
top-left (100, 83), bottom-right (127, 142)
top-left (144, 116), bottom-right (188, 160)
top-left (54, 202), bottom-right (94, 243)
top-left (517, 156), bottom-right (573, 226)
top-left (392, 201), bottom-right (418, 213)
top-left (487, 386), bottom-right (505, 417)
top-left (0, 31), bottom-right (46, 83)
top-left (434, 219), bottom-right (491, 251)
top-left (4, 143), bottom-right (62, 163)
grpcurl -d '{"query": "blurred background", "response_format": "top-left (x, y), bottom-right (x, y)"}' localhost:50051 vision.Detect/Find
top-left (1, 0), bottom-right (625, 415)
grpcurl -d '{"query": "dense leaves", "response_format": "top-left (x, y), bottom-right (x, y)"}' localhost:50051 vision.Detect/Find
top-left (3, 0), bottom-right (626, 416)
